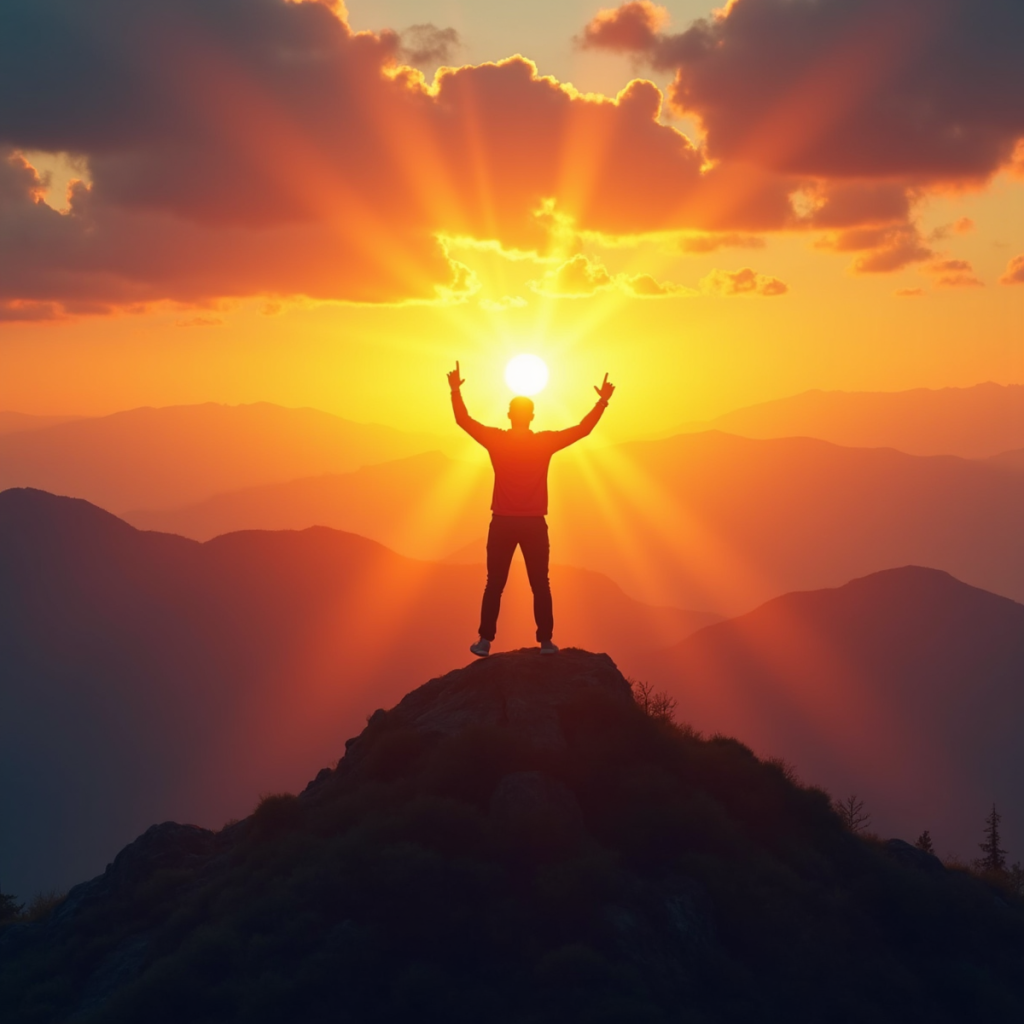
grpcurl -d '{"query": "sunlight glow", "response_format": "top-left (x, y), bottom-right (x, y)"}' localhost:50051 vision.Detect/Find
top-left (505, 353), bottom-right (549, 396)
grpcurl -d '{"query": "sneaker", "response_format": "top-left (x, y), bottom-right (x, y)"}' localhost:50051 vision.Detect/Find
top-left (470, 637), bottom-right (491, 657)
top-left (539, 640), bottom-right (559, 655)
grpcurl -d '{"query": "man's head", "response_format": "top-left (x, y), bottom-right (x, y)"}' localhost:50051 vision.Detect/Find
top-left (508, 396), bottom-right (535, 429)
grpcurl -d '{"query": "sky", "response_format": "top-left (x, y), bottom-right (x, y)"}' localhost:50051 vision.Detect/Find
top-left (0, 0), bottom-right (1022, 438)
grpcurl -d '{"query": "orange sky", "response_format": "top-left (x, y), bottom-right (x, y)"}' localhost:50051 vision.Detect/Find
top-left (0, 0), bottom-right (1021, 437)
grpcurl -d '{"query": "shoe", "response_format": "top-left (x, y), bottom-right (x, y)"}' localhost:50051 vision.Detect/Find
top-left (539, 640), bottom-right (559, 655)
top-left (470, 637), bottom-right (491, 657)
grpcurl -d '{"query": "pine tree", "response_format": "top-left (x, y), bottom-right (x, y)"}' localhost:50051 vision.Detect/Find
top-left (978, 803), bottom-right (1007, 873)
top-left (915, 829), bottom-right (934, 854)
top-left (1010, 862), bottom-right (1024, 898)
top-left (0, 891), bottom-right (22, 925)
top-left (835, 794), bottom-right (871, 834)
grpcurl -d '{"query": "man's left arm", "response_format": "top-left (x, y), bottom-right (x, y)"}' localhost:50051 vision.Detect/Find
top-left (550, 374), bottom-right (615, 451)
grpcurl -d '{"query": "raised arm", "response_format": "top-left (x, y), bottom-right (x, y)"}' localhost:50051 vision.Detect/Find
top-left (550, 373), bottom-right (615, 452)
top-left (448, 361), bottom-right (493, 447)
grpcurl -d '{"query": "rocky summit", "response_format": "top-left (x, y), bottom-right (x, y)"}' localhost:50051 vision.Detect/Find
top-left (1, 649), bottom-right (1022, 1024)
top-left (349, 648), bottom-right (633, 754)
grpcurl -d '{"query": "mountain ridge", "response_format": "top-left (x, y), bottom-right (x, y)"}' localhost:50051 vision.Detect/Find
top-left (1, 649), bottom-right (1020, 1023)
top-left (677, 381), bottom-right (1024, 458)
top-left (0, 487), bottom-right (714, 898)
top-left (642, 565), bottom-right (1024, 860)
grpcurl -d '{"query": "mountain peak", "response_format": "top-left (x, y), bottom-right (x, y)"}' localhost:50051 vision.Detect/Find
top-left (350, 648), bottom-right (633, 756)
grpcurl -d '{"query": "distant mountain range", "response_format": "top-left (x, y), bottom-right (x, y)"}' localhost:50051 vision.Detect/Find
top-left (680, 382), bottom-right (1024, 458)
top-left (0, 403), bottom-right (457, 511)
top-left (551, 431), bottom-right (1024, 613)
top-left (988, 448), bottom-right (1024, 473)
top-left (0, 488), bottom-right (714, 898)
top-left (0, 412), bottom-right (82, 436)
top-left (127, 450), bottom-right (489, 559)
top-left (125, 432), bottom-right (1024, 615)
top-left (3, 487), bottom-right (1021, 899)
top-left (642, 566), bottom-right (1024, 862)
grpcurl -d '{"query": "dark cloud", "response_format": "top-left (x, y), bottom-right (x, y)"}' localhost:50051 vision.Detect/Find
top-left (583, 0), bottom-right (1024, 181)
top-left (0, 1), bottom-right (721, 309)
top-left (400, 24), bottom-right (461, 67)
top-left (816, 223), bottom-right (934, 273)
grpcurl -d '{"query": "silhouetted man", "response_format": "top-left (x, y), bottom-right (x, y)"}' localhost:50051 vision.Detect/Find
top-left (448, 361), bottom-right (614, 656)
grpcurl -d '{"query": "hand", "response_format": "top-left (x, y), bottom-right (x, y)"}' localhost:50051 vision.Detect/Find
top-left (447, 361), bottom-right (465, 391)
top-left (594, 373), bottom-right (615, 403)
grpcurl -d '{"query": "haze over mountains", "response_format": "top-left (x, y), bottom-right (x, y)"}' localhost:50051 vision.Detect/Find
top-left (641, 567), bottom-right (1024, 861)
top-left (0, 403), bottom-right (457, 511)
top-left (3, 381), bottom-right (1022, 897)
top-left (681, 382), bottom-right (1024, 458)
top-left (129, 430), bottom-right (1023, 615)
top-left (0, 412), bottom-right (82, 436)
top-left (0, 488), bottom-right (714, 898)
top-left (549, 432), bottom-right (1024, 613)
top-left (2, 487), bottom-right (1020, 901)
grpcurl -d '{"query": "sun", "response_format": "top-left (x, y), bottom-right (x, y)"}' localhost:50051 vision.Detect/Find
top-left (505, 354), bottom-right (549, 396)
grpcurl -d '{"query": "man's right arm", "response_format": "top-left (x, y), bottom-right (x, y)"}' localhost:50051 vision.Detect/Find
top-left (448, 362), bottom-right (492, 447)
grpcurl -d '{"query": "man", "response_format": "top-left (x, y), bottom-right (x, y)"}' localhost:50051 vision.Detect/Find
top-left (447, 361), bottom-right (615, 656)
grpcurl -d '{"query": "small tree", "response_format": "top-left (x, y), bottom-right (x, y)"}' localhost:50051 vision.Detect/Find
top-left (915, 830), bottom-right (935, 854)
top-left (0, 891), bottom-right (22, 925)
top-left (835, 794), bottom-right (871, 834)
top-left (628, 678), bottom-right (677, 723)
top-left (978, 803), bottom-right (1007, 873)
top-left (1009, 862), bottom-right (1024, 898)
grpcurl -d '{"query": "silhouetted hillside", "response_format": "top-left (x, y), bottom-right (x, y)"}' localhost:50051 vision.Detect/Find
top-left (0, 488), bottom-right (713, 898)
top-left (682, 382), bottom-right (1024, 457)
top-left (642, 567), bottom-right (1024, 860)
top-left (0, 402), bottom-right (455, 511)
top-left (120, 432), bottom-right (1024, 612)
top-left (1, 651), bottom-right (1020, 1023)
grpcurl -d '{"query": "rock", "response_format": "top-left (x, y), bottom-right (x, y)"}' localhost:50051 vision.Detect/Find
top-left (347, 648), bottom-right (633, 760)
top-left (52, 822), bottom-right (215, 926)
top-left (302, 767), bottom-right (334, 794)
top-left (883, 838), bottom-right (945, 875)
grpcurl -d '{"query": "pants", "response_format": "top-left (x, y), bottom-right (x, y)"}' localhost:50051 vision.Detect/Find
top-left (478, 514), bottom-right (553, 643)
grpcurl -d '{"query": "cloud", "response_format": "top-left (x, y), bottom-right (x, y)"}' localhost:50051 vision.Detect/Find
top-left (582, 0), bottom-right (1024, 182)
top-left (0, 0), bottom-right (1012, 313)
top-left (580, 2), bottom-right (669, 53)
top-left (700, 267), bottom-right (788, 297)
top-left (894, 288), bottom-right (925, 298)
top-left (680, 233), bottom-right (765, 254)
top-left (999, 254), bottom-right (1024, 285)
top-left (399, 24), bottom-right (461, 68)
top-left (815, 223), bottom-right (934, 273)
top-left (0, 0), bottom-right (740, 312)
top-left (926, 259), bottom-right (984, 288)
top-left (803, 182), bottom-right (914, 230)
top-left (530, 255), bottom-right (694, 299)
top-left (175, 316), bottom-right (224, 328)
top-left (620, 273), bottom-right (696, 298)
top-left (531, 255), bottom-right (613, 297)
top-left (479, 295), bottom-right (528, 311)
top-left (0, 300), bottom-right (64, 322)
